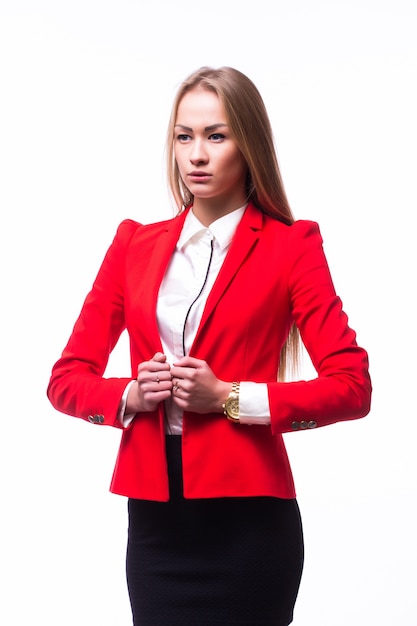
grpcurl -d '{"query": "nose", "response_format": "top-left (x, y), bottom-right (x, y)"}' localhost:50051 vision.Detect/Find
top-left (189, 139), bottom-right (208, 165)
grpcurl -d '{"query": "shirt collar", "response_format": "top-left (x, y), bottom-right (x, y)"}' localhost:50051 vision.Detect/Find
top-left (177, 204), bottom-right (247, 251)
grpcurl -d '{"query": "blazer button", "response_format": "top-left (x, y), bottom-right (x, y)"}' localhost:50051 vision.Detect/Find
top-left (94, 414), bottom-right (104, 424)
top-left (300, 421), bottom-right (308, 429)
top-left (87, 415), bottom-right (95, 423)
top-left (308, 420), bottom-right (317, 429)
top-left (291, 421), bottom-right (300, 431)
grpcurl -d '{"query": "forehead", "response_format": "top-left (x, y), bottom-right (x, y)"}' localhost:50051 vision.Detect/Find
top-left (176, 88), bottom-right (227, 126)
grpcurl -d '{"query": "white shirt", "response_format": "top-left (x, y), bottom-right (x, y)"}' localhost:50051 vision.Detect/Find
top-left (121, 207), bottom-right (271, 430)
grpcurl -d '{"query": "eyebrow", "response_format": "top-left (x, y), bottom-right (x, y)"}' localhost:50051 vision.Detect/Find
top-left (174, 123), bottom-right (228, 132)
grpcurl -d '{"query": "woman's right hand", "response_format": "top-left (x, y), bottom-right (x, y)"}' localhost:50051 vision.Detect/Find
top-left (126, 352), bottom-right (173, 413)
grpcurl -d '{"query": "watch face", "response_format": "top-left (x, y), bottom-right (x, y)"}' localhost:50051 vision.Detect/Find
top-left (226, 397), bottom-right (239, 418)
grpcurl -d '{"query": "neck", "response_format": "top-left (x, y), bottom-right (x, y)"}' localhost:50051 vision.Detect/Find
top-left (192, 195), bottom-right (247, 227)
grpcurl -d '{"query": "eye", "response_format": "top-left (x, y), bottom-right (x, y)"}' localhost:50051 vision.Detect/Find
top-left (176, 133), bottom-right (191, 143)
top-left (209, 133), bottom-right (226, 142)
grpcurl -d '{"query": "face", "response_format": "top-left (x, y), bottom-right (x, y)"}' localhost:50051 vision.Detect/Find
top-left (174, 87), bottom-right (248, 218)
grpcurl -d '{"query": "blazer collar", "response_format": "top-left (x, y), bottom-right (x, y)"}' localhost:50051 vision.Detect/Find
top-left (137, 203), bottom-right (263, 354)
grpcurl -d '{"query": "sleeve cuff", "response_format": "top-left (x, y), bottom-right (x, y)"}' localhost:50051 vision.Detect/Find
top-left (238, 382), bottom-right (271, 425)
top-left (118, 380), bottom-right (136, 428)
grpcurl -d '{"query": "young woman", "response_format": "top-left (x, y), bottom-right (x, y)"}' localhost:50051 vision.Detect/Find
top-left (47, 66), bottom-right (372, 625)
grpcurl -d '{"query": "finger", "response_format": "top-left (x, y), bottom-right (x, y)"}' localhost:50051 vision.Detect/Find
top-left (137, 370), bottom-right (171, 390)
top-left (138, 360), bottom-right (171, 376)
top-left (152, 371), bottom-right (172, 384)
top-left (172, 356), bottom-right (203, 368)
top-left (136, 354), bottom-right (170, 376)
top-left (170, 365), bottom-right (192, 380)
top-left (151, 380), bottom-right (173, 392)
top-left (138, 380), bottom-right (173, 400)
top-left (143, 387), bottom-right (173, 411)
top-left (172, 378), bottom-right (181, 393)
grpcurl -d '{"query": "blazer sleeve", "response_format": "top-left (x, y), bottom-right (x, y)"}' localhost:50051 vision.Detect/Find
top-left (46, 219), bottom-right (140, 428)
top-left (268, 220), bottom-right (372, 434)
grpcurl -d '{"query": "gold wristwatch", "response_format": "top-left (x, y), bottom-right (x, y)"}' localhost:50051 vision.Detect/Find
top-left (222, 382), bottom-right (240, 422)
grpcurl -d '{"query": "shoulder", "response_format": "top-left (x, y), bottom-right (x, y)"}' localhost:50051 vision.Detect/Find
top-left (262, 215), bottom-right (322, 243)
top-left (290, 219), bottom-right (321, 235)
top-left (288, 219), bottom-right (323, 246)
top-left (259, 217), bottom-right (327, 275)
top-left (265, 216), bottom-right (320, 235)
top-left (113, 218), bottom-right (142, 242)
top-left (113, 214), bottom-right (180, 244)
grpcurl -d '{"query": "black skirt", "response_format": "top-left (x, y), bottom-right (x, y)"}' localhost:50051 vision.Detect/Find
top-left (126, 436), bottom-right (304, 626)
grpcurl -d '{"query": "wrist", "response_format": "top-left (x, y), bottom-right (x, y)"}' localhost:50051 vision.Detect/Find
top-left (215, 381), bottom-right (231, 412)
top-left (126, 380), bottom-right (142, 414)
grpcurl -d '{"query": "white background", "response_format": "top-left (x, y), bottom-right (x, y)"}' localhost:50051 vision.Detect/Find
top-left (1, 1), bottom-right (416, 624)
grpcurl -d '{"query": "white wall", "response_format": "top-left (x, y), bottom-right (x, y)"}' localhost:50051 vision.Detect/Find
top-left (1, 1), bottom-right (416, 624)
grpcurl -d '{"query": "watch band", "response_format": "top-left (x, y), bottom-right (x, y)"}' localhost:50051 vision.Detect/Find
top-left (222, 382), bottom-right (240, 422)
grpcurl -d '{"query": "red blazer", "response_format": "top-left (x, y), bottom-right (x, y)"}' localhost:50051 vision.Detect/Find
top-left (47, 203), bottom-right (371, 501)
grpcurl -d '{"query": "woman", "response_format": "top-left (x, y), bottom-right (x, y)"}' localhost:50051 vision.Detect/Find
top-left (47, 66), bottom-right (372, 625)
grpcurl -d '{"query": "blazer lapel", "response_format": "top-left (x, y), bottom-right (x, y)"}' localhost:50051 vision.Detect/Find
top-left (133, 209), bottom-right (189, 351)
top-left (194, 203), bottom-right (263, 342)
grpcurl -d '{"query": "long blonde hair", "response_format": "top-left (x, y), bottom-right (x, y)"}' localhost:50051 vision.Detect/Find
top-left (166, 66), bottom-right (299, 379)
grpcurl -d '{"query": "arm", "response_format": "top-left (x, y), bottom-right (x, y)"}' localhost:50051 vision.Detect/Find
top-left (46, 219), bottom-right (140, 428)
top-left (268, 221), bottom-right (371, 434)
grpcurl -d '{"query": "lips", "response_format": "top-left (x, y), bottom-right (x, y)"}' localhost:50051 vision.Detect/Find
top-left (188, 171), bottom-right (212, 183)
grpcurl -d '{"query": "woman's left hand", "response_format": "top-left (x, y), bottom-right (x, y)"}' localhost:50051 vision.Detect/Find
top-left (170, 356), bottom-right (231, 414)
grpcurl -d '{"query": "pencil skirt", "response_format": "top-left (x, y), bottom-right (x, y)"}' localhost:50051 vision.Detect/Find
top-left (126, 436), bottom-right (304, 626)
